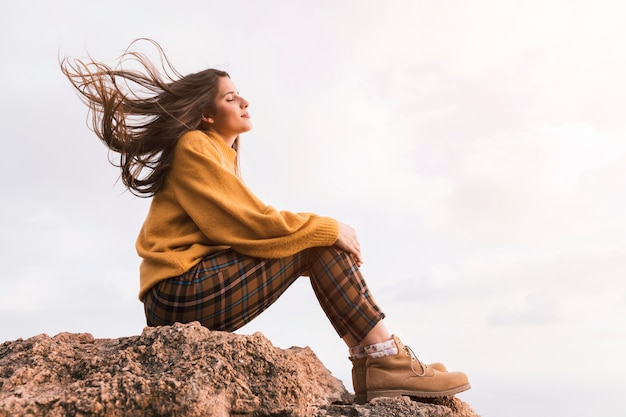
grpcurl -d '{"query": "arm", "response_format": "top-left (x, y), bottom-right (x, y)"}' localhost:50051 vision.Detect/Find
top-left (170, 133), bottom-right (339, 258)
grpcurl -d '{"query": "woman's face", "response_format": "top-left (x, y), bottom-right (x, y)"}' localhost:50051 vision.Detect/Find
top-left (208, 76), bottom-right (252, 142)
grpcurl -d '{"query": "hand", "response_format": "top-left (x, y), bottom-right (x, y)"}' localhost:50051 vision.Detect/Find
top-left (335, 222), bottom-right (363, 266)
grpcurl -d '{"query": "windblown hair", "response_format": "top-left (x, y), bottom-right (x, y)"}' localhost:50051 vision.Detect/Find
top-left (60, 38), bottom-right (235, 197)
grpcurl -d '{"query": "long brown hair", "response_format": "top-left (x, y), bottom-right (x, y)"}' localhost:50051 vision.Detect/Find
top-left (60, 38), bottom-right (236, 197)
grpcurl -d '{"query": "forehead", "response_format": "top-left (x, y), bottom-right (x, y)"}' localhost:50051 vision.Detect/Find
top-left (217, 76), bottom-right (238, 94)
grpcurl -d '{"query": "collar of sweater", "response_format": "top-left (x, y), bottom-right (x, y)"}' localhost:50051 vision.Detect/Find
top-left (202, 131), bottom-right (238, 159)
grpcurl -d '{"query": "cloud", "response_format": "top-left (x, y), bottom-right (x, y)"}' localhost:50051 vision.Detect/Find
top-left (424, 123), bottom-right (626, 246)
top-left (487, 291), bottom-right (563, 325)
top-left (2, 4), bottom-right (626, 415)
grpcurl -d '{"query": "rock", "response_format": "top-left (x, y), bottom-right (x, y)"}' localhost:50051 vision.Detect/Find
top-left (321, 395), bottom-right (479, 417)
top-left (0, 322), bottom-right (480, 416)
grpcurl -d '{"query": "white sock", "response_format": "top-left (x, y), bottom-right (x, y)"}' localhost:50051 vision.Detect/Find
top-left (364, 339), bottom-right (398, 358)
top-left (349, 345), bottom-right (367, 360)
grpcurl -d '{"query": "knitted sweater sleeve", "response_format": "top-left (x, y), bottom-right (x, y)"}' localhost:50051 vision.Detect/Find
top-left (169, 133), bottom-right (339, 258)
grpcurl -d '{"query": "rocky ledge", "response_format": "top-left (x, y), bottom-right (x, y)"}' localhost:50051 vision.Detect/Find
top-left (0, 322), bottom-right (479, 417)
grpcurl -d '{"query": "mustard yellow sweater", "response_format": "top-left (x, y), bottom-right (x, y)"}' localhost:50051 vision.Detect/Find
top-left (136, 130), bottom-right (339, 300)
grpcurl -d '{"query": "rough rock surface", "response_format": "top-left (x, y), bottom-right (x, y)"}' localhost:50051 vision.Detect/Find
top-left (0, 322), bottom-right (480, 417)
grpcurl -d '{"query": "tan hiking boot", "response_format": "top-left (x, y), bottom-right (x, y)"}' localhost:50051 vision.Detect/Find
top-left (365, 335), bottom-right (470, 401)
top-left (351, 356), bottom-right (448, 404)
top-left (351, 357), bottom-right (368, 405)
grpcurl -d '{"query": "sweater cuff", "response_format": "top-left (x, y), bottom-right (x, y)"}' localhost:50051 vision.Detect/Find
top-left (312, 216), bottom-right (340, 247)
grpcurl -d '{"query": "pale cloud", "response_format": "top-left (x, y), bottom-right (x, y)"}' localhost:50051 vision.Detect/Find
top-left (427, 123), bottom-right (626, 245)
top-left (487, 291), bottom-right (563, 325)
top-left (2, 2), bottom-right (626, 416)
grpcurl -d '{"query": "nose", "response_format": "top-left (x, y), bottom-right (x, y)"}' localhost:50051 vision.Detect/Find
top-left (240, 96), bottom-right (249, 108)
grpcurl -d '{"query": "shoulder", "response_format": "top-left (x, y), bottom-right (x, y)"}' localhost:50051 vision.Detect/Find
top-left (176, 131), bottom-right (224, 161)
top-left (173, 130), bottom-right (237, 173)
top-left (178, 130), bottom-right (217, 150)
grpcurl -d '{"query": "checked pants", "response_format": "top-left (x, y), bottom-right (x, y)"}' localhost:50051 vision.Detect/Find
top-left (143, 246), bottom-right (385, 342)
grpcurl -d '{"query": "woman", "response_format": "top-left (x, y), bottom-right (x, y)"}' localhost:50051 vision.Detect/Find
top-left (60, 39), bottom-right (470, 404)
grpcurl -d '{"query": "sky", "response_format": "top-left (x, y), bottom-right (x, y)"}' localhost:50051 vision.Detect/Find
top-left (1, 1), bottom-right (625, 416)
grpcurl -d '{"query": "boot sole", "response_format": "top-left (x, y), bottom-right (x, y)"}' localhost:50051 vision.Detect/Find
top-left (366, 382), bottom-right (471, 402)
top-left (354, 393), bottom-right (367, 405)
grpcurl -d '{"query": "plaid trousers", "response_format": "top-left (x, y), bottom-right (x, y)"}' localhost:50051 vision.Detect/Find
top-left (143, 246), bottom-right (385, 342)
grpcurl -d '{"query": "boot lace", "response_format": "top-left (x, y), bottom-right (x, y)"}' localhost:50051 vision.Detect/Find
top-left (404, 345), bottom-right (427, 377)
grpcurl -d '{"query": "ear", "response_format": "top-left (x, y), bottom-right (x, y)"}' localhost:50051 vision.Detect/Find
top-left (201, 116), bottom-right (214, 124)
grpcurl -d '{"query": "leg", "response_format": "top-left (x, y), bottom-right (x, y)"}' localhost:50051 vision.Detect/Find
top-left (143, 249), bottom-right (313, 331)
top-left (306, 246), bottom-right (386, 342)
top-left (143, 245), bottom-right (389, 342)
top-left (303, 246), bottom-right (390, 404)
top-left (343, 312), bottom-right (392, 349)
top-left (303, 248), bottom-right (470, 402)
top-left (358, 320), bottom-right (392, 347)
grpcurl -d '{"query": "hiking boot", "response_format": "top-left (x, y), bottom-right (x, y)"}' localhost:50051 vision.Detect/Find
top-left (351, 357), bottom-right (368, 405)
top-left (365, 335), bottom-right (470, 401)
top-left (351, 356), bottom-right (448, 404)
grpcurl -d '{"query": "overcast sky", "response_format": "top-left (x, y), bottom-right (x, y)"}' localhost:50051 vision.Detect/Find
top-left (1, 1), bottom-right (625, 416)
